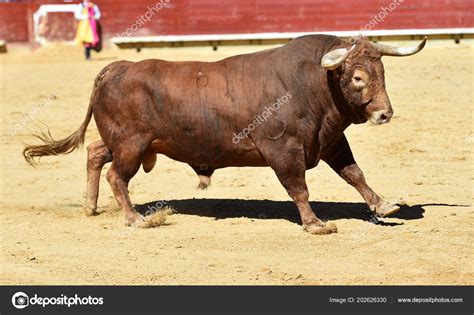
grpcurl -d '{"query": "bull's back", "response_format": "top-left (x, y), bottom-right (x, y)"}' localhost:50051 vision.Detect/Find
top-left (93, 55), bottom-right (273, 168)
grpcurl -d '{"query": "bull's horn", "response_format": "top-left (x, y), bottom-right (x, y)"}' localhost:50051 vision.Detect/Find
top-left (321, 45), bottom-right (356, 70)
top-left (373, 37), bottom-right (427, 57)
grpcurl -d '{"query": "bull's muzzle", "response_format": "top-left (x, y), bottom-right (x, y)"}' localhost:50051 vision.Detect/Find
top-left (370, 109), bottom-right (393, 125)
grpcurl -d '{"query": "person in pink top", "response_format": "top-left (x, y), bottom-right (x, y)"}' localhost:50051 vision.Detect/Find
top-left (75, 0), bottom-right (102, 60)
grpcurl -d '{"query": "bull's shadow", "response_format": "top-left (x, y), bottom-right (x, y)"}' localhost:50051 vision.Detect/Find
top-left (135, 198), bottom-right (429, 225)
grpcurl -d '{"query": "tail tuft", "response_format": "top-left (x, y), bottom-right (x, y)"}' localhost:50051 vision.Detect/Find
top-left (197, 175), bottom-right (211, 190)
top-left (23, 125), bottom-right (86, 166)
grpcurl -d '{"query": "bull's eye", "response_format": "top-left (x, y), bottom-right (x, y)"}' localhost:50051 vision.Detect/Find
top-left (351, 69), bottom-right (369, 90)
top-left (352, 76), bottom-right (366, 89)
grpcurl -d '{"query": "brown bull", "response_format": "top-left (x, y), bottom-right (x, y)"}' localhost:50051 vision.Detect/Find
top-left (23, 35), bottom-right (426, 234)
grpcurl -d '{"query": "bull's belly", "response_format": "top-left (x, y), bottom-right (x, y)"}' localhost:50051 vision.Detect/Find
top-left (147, 138), bottom-right (268, 169)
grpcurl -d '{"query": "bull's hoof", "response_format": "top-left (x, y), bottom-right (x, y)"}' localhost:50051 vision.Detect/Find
top-left (83, 206), bottom-right (97, 217)
top-left (303, 222), bottom-right (337, 235)
top-left (124, 213), bottom-right (145, 227)
top-left (371, 201), bottom-right (400, 218)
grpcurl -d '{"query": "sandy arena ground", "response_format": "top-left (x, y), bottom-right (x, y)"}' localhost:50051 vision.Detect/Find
top-left (0, 40), bottom-right (473, 285)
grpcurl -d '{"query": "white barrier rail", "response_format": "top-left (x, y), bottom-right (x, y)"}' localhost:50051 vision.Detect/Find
top-left (112, 28), bottom-right (474, 51)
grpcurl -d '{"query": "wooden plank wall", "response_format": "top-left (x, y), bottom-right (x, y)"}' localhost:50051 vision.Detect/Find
top-left (0, 0), bottom-right (473, 42)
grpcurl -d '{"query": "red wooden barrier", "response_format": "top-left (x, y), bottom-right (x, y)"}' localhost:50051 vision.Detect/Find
top-left (0, 0), bottom-right (473, 43)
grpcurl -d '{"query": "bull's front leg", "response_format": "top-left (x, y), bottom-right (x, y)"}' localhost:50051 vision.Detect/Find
top-left (257, 138), bottom-right (337, 234)
top-left (322, 135), bottom-right (400, 218)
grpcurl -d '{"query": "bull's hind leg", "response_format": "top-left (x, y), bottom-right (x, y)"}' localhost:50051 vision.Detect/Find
top-left (323, 135), bottom-right (399, 218)
top-left (84, 140), bottom-right (112, 216)
top-left (106, 143), bottom-right (148, 227)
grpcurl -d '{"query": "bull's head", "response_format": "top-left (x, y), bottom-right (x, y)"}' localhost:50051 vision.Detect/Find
top-left (321, 37), bottom-right (427, 124)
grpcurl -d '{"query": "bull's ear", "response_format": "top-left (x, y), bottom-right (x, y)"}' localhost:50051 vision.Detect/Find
top-left (321, 45), bottom-right (356, 70)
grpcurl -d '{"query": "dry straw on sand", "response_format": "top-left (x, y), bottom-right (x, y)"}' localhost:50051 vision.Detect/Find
top-left (138, 208), bottom-right (174, 228)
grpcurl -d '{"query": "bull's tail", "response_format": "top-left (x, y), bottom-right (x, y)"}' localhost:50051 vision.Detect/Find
top-left (23, 100), bottom-right (93, 166)
top-left (23, 64), bottom-right (113, 166)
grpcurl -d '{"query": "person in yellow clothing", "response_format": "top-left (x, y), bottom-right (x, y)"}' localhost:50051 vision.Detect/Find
top-left (75, 0), bottom-right (102, 60)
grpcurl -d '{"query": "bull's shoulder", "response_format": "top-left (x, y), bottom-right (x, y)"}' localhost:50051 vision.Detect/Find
top-left (283, 34), bottom-right (348, 56)
top-left (292, 34), bottom-right (344, 45)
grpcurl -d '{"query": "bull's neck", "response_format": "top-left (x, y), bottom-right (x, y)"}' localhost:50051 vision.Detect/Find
top-left (313, 71), bottom-right (352, 138)
top-left (325, 70), bottom-right (356, 128)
